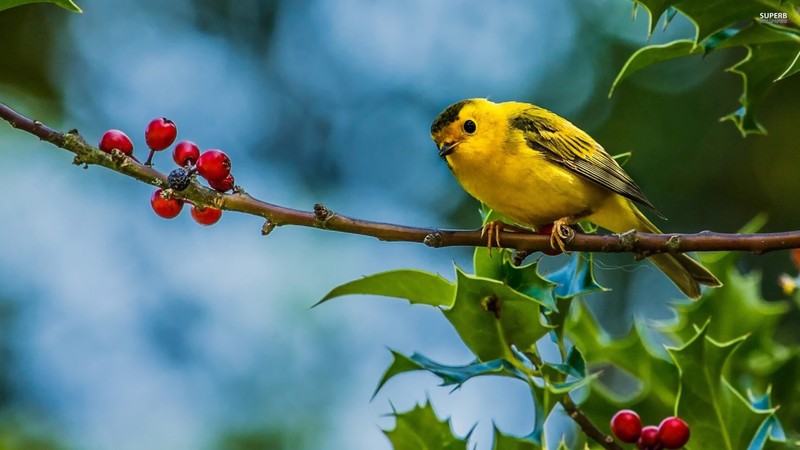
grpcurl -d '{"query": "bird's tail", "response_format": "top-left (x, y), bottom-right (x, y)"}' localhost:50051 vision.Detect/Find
top-left (591, 195), bottom-right (721, 299)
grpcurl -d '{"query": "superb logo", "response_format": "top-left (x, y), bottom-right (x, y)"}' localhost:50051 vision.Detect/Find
top-left (758, 11), bottom-right (789, 23)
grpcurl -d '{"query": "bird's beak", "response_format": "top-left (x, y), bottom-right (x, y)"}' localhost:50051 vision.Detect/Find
top-left (438, 141), bottom-right (459, 158)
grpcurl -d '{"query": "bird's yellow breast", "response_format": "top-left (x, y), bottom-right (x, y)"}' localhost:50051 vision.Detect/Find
top-left (445, 137), bottom-right (608, 227)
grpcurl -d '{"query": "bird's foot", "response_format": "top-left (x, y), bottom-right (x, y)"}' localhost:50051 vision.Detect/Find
top-left (481, 220), bottom-right (505, 253)
top-left (481, 221), bottom-right (533, 256)
top-left (549, 218), bottom-right (575, 254)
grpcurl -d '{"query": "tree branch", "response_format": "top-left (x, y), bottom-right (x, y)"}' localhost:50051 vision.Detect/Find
top-left (560, 395), bottom-right (624, 450)
top-left (2, 101), bottom-right (799, 255)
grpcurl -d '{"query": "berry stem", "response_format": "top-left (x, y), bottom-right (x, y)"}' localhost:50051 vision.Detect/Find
top-left (144, 149), bottom-right (156, 166)
top-left (560, 395), bottom-right (624, 450)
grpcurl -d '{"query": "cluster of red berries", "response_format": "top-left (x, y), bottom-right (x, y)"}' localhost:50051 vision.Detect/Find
top-left (611, 410), bottom-right (690, 449)
top-left (98, 118), bottom-right (235, 226)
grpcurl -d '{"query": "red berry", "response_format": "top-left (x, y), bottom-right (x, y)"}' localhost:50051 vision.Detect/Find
top-left (208, 173), bottom-right (235, 192)
top-left (98, 129), bottom-right (134, 155)
top-left (145, 117), bottom-right (177, 151)
top-left (173, 140), bottom-right (200, 167)
top-left (610, 410), bottom-right (642, 444)
top-left (536, 223), bottom-right (562, 256)
top-left (190, 205), bottom-right (222, 226)
top-left (658, 417), bottom-right (690, 449)
top-left (637, 425), bottom-right (659, 449)
top-left (196, 149), bottom-right (231, 182)
top-left (150, 188), bottom-right (183, 219)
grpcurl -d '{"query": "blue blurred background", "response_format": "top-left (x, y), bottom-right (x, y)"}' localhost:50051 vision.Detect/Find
top-left (0, 1), bottom-right (798, 449)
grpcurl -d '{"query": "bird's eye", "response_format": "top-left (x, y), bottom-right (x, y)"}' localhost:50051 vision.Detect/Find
top-left (463, 119), bottom-right (476, 134)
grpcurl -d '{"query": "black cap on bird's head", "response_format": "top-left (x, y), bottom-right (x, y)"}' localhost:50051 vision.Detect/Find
top-left (431, 99), bottom-right (479, 158)
top-left (430, 100), bottom-right (469, 136)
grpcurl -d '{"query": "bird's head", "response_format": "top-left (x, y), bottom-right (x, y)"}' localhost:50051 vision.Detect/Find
top-left (430, 98), bottom-right (498, 159)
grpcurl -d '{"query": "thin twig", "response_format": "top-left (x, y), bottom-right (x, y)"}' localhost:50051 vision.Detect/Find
top-left (560, 395), bottom-right (624, 450)
top-left (521, 351), bottom-right (621, 449)
top-left (2, 101), bottom-right (800, 255)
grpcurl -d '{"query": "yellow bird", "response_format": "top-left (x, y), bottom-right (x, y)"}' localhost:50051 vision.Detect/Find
top-left (430, 98), bottom-right (720, 299)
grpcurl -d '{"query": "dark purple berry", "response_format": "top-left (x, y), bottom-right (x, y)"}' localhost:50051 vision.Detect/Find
top-left (168, 168), bottom-right (191, 191)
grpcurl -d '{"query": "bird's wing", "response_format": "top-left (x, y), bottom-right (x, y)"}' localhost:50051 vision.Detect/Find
top-left (510, 107), bottom-right (662, 216)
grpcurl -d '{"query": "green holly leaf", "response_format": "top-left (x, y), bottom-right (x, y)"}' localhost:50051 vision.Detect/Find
top-left (764, 439), bottom-right (800, 450)
top-left (722, 23), bottom-right (800, 135)
top-left (565, 301), bottom-right (677, 424)
top-left (770, 351), bottom-right (800, 432)
top-left (500, 260), bottom-right (558, 312)
top-left (542, 346), bottom-right (586, 379)
top-left (384, 401), bottom-right (468, 450)
top-left (474, 246), bottom-right (508, 280)
top-left (610, 23), bottom-right (783, 95)
top-left (373, 350), bottom-right (526, 399)
top-left (633, 0), bottom-right (675, 34)
top-left (712, 22), bottom-right (800, 53)
top-left (663, 7), bottom-right (680, 29)
top-left (610, 40), bottom-right (698, 97)
top-left (542, 372), bottom-right (598, 395)
top-left (613, 18), bottom-right (800, 135)
top-left (676, 0), bottom-right (788, 44)
top-left (633, 0), bottom-right (794, 42)
top-left (668, 322), bottom-right (775, 450)
top-left (611, 38), bottom-right (703, 97)
top-left (747, 391), bottom-right (787, 450)
top-left (492, 426), bottom-right (542, 450)
top-left (511, 345), bottom-right (596, 444)
top-left (776, 49), bottom-right (800, 80)
top-left (537, 346), bottom-right (593, 414)
top-left (534, 344), bottom-right (595, 395)
top-left (547, 253), bottom-right (607, 299)
top-left (751, 416), bottom-right (787, 449)
top-left (543, 296), bottom-right (576, 345)
top-left (0, 0), bottom-right (81, 13)
top-left (662, 261), bottom-right (790, 381)
top-left (666, 265), bottom-right (788, 343)
top-left (444, 267), bottom-right (552, 361)
top-left (610, 19), bottom-right (794, 97)
top-left (315, 269), bottom-right (455, 307)
top-left (565, 302), bottom-right (676, 393)
top-left (703, 28), bottom-right (741, 53)
top-left (474, 248), bottom-right (558, 311)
